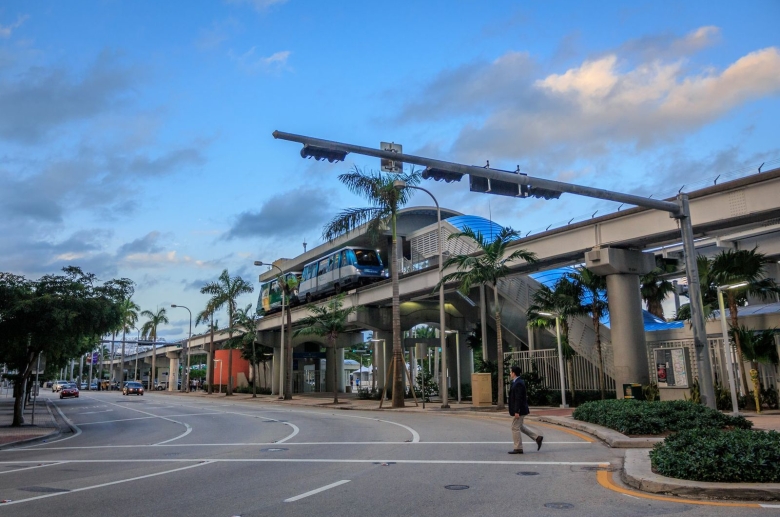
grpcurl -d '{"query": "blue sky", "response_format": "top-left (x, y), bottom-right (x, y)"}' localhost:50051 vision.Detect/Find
top-left (2, 0), bottom-right (779, 341)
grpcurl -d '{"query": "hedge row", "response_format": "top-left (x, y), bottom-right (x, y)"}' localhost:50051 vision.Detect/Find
top-left (650, 428), bottom-right (780, 483)
top-left (572, 399), bottom-right (752, 435)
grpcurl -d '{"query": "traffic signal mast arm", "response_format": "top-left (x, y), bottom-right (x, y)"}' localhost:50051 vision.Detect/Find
top-left (273, 130), bottom-right (682, 216)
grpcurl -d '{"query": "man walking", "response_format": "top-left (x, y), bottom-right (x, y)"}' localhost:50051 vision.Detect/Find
top-left (508, 365), bottom-right (543, 454)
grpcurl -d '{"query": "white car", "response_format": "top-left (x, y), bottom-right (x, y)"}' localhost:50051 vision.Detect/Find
top-left (52, 380), bottom-right (70, 392)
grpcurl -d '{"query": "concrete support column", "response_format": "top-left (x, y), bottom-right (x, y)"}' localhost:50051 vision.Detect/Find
top-left (272, 346), bottom-right (282, 396)
top-left (527, 324), bottom-right (535, 352)
top-left (606, 273), bottom-right (650, 394)
top-left (458, 332), bottom-right (473, 386)
top-left (166, 352), bottom-right (178, 392)
top-left (374, 336), bottom-right (385, 391)
top-left (587, 247), bottom-right (655, 398)
top-left (325, 347), bottom-right (336, 392)
top-left (480, 284), bottom-right (488, 361)
top-left (336, 348), bottom-right (345, 393)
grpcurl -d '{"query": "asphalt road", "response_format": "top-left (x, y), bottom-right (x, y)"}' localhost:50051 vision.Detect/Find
top-left (0, 391), bottom-right (775, 516)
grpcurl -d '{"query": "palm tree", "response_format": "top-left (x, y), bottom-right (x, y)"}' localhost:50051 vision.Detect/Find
top-left (527, 276), bottom-right (583, 404)
top-left (294, 294), bottom-right (358, 404)
top-left (440, 226), bottom-right (537, 410)
top-left (640, 259), bottom-right (676, 320)
top-left (322, 166), bottom-right (421, 408)
top-left (674, 255), bottom-right (717, 321)
top-left (232, 304), bottom-right (261, 397)
top-left (710, 248), bottom-right (780, 396)
top-left (200, 269), bottom-right (254, 396)
top-left (196, 302), bottom-right (218, 395)
top-left (567, 267), bottom-right (609, 400)
top-left (118, 297), bottom-right (140, 389)
top-left (140, 307), bottom-right (169, 389)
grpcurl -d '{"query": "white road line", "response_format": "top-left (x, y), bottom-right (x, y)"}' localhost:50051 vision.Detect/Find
top-left (77, 412), bottom-right (225, 425)
top-left (760, 504), bottom-right (780, 508)
top-left (0, 461), bottom-right (214, 506)
top-left (77, 410), bottom-right (113, 415)
top-left (171, 403), bottom-right (299, 443)
top-left (284, 480), bottom-right (350, 502)
top-left (0, 462), bottom-right (63, 475)
top-left (0, 459), bottom-right (609, 466)
top-left (81, 395), bottom-right (192, 445)
top-left (5, 441), bottom-right (587, 451)
top-left (19, 401), bottom-right (83, 449)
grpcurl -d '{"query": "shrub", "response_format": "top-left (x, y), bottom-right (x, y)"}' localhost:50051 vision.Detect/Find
top-left (573, 399), bottom-right (752, 435)
top-left (651, 428), bottom-right (780, 483)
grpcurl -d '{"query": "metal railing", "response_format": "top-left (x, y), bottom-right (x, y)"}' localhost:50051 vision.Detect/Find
top-left (504, 349), bottom-right (616, 392)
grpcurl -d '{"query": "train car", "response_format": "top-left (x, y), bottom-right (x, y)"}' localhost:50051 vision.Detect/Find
top-left (298, 247), bottom-right (388, 303)
top-left (257, 272), bottom-right (301, 316)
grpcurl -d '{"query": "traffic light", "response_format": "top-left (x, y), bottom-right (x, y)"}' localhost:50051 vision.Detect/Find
top-left (526, 185), bottom-right (562, 200)
top-left (300, 144), bottom-right (348, 163)
top-left (422, 167), bottom-right (464, 183)
top-left (469, 175), bottom-right (526, 197)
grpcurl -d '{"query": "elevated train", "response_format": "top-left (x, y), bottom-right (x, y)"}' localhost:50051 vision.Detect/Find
top-left (257, 246), bottom-right (387, 316)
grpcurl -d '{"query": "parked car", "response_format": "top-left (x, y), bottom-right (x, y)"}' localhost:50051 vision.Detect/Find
top-left (45, 380), bottom-right (53, 388)
top-left (89, 382), bottom-right (98, 390)
top-left (52, 380), bottom-right (70, 392)
top-left (80, 382), bottom-right (88, 390)
top-left (122, 381), bottom-right (144, 396)
top-left (60, 384), bottom-right (79, 399)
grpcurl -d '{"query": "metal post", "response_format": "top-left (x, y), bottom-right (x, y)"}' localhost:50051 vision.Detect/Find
top-left (31, 353), bottom-right (40, 425)
top-left (88, 347), bottom-right (93, 389)
top-left (555, 317), bottom-right (568, 408)
top-left (455, 332), bottom-right (461, 404)
top-left (677, 194), bottom-right (716, 408)
top-left (171, 305), bottom-right (193, 392)
top-left (717, 287), bottom-right (741, 415)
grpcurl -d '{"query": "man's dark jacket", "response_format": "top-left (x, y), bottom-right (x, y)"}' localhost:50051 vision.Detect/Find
top-left (508, 377), bottom-right (530, 416)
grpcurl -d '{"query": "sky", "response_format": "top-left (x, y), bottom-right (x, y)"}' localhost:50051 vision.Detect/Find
top-left (2, 0), bottom-right (779, 342)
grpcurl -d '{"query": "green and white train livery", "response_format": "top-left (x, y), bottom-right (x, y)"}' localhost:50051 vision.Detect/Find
top-left (298, 247), bottom-right (388, 303)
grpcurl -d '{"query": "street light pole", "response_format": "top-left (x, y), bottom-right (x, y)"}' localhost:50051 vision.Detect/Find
top-left (133, 327), bottom-right (140, 381)
top-left (393, 179), bottom-right (449, 408)
top-left (717, 284), bottom-right (746, 416)
top-left (540, 312), bottom-right (568, 408)
top-left (171, 304), bottom-right (192, 393)
top-left (255, 261), bottom-right (285, 399)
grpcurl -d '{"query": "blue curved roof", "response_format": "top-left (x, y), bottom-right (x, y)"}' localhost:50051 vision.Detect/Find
top-left (529, 267), bottom-right (683, 332)
top-left (445, 215), bottom-right (504, 240)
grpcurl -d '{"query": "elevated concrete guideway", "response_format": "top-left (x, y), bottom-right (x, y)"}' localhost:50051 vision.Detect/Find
top-left (249, 166), bottom-right (780, 332)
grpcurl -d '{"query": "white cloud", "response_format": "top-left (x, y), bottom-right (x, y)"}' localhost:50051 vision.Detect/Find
top-left (0, 14), bottom-right (29, 39)
top-left (225, 0), bottom-right (287, 12)
top-left (229, 47), bottom-right (291, 74)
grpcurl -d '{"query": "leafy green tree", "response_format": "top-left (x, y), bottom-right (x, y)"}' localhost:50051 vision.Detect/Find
top-left (196, 302), bottom-right (218, 395)
top-left (232, 304), bottom-right (263, 398)
top-left (566, 267), bottom-right (609, 400)
top-left (140, 307), bottom-right (169, 389)
top-left (527, 276), bottom-right (583, 404)
top-left (710, 248), bottom-right (780, 396)
top-left (118, 297), bottom-right (140, 388)
top-left (0, 267), bottom-right (133, 425)
top-left (440, 226), bottom-right (537, 410)
top-left (294, 294), bottom-right (358, 404)
top-left (200, 269), bottom-right (254, 396)
top-left (322, 166), bottom-right (421, 408)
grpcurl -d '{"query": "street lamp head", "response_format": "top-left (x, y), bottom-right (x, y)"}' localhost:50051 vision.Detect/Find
top-left (538, 311), bottom-right (556, 318)
top-left (721, 281), bottom-right (749, 291)
top-left (171, 304), bottom-right (178, 308)
top-left (253, 261), bottom-right (264, 266)
top-left (393, 179), bottom-right (407, 190)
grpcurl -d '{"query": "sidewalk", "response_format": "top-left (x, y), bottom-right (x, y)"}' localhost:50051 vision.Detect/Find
top-left (0, 395), bottom-right (60, 447)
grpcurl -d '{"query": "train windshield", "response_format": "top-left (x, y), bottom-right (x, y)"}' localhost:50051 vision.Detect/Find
top-left (353, 249), bottom-right (382, 267)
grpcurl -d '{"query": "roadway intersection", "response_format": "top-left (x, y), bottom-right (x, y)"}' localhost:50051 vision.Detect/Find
top-left (0, 391), bottom-right (775, 516)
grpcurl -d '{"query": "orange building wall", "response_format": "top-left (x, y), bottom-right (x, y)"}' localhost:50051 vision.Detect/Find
top-left (212, 349), bottom-right (250, 386)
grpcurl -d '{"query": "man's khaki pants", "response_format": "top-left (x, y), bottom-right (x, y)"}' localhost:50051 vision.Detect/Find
top-left (511, 415), bottom-right (540, 451)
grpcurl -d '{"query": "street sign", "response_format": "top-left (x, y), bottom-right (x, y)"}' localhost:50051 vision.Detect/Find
top-left (380, 142), bottom-right (403, 173)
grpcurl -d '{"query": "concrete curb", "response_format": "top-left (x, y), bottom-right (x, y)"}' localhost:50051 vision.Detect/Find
top-left (622, 449), bottom-right (780, 501)
top-left (536, 415), bottom-right (664, 448)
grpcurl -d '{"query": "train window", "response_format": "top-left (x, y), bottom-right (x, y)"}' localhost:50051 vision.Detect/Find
top-left (318, 258), bottom-right (328, 275)
top-left (302, 265), bottom-right (309, 281)
top-left (341, 250), bottom-right (349, 266)
top-left (354, 249), bottom-right (381, 266)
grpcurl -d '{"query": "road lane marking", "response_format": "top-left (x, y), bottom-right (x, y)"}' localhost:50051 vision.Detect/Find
top-left (0, 459), bottom-right (610, 466)
top-left (18, 401), bottom-right (83, 448)
top-left (596, 467), bottom-right (765, 508)
top-left (0, 461), bottom-right (214, 506)
top-left (77, 412), bottom-right (225, 425)
top-left (80, 395), bottom-right (192, 445)
top-left (77, 410), bottom-right (113, 415)
top-left (284, 480), bottom-right (350, 502)
top-left (170, 403), bottom-right (299, 443)
top-left (0, 462), bottom-right (63, 475)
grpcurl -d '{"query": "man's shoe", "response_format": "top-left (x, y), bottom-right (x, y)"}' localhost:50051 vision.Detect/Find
top-left (536, 436), bottom-right (544, 451)
top-left (508, 449), bottom-right (523, 454)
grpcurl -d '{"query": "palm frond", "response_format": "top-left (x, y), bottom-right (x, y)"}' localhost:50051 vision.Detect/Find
top-left (322, 206), bottom-right (387, 242)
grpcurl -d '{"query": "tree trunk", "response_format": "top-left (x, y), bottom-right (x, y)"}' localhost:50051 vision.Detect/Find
top-left (110, 331), bottom-right (116, 386)
top-left (120, 328), bottom-right (126, 390)
top-left (648, 299), bottom-right (665, 320)
top-left (12, 349), bottom-right (35, 427)
top-left (252, 340), bottom-right (257, 398)
top-left (227, 331), bottom-right (233, 396)
top-left (208, 315), bottom-right (214, 395)
top-left (563, 322), bottom-right (575, 404)
top-left (494, 285), bottom-right (505, 410)
top-left (391, 212), bottom-right (405, 408)
top-left (330, 334), bottom-right (339, 404)
top-left (728, 294), bottom-right (750, 397)
top-left (285, 304), bottom-right (293, 400)
top-left (593, 312), bottom-right (606, 400)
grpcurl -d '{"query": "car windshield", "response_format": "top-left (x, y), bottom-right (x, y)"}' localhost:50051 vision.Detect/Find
top-left (127, 383), bottom-right (142, 387)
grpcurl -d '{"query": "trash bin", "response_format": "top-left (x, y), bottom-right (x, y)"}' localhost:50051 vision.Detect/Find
top-left (622, 383), bottom-right (644, 400)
